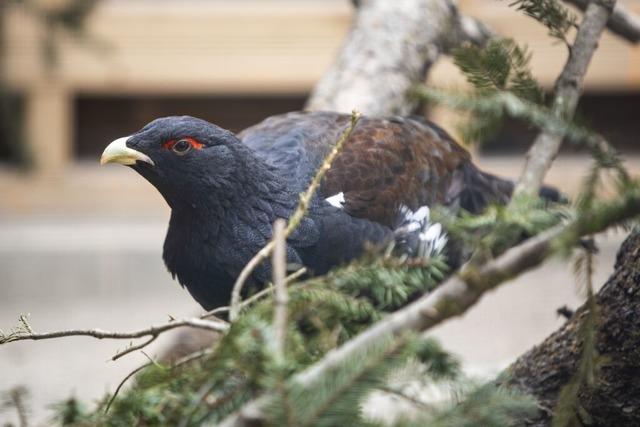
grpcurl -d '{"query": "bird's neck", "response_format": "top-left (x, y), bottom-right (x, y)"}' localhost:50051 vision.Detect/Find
top-left (171, 147), bottom-right (295, 229)
top-left (163, 149), bottom-right (297, 309)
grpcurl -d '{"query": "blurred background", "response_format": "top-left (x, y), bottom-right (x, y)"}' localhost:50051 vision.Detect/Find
top-left (0, 0), bottom-right (638, 423)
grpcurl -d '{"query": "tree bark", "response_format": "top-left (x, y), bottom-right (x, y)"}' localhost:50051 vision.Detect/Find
top-left (505, 230), bottom-right (640, 426)
top-left (305, 0), bottom-right (492, 116)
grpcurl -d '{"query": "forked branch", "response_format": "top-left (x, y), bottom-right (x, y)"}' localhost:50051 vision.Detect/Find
top-left (0, 316), bottom-right (228, 361)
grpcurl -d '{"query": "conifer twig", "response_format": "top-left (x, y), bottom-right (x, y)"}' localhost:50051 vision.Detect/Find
top-left (229, 111), bottom-right (361, 321)
top-left (513, 0), bottom-right (617, 199)
top-left (105, 347), bottom-right (214, 414)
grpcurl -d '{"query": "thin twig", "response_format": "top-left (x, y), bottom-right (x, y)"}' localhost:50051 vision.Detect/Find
top-left (105, 363), bottom-right (148, 413)
top-left (513, 0), bottom-right (617, 198)
top-left (112, 335), bottom-right (158, 361)
top-left (201, 268), bottom-right (307, 319)
top-left (220, 188), bottom-right (640, 427)
top-left (229, 111), bottom-right (361, 321)
top-left (0, 317), bottom-right (228, 345)
top-left (105, 347), bottom-right (214, 414)
top-left (272, 219), bottom-right (288, 360)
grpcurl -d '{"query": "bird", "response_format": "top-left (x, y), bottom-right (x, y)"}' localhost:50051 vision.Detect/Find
top-left (100, 111), bottom-right (559, 310)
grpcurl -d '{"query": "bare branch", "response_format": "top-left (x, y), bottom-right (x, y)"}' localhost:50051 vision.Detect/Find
top-left (564, 0), bottom-right (640, 43)
top-left (272, 219), bottom-right (288, 360)
top-left (513, 0), bottom-right (617, 198)
top-left (220, 187), bottom-right (640, 427)
top-left (0, 317), bottom-right (228, 345)
top-left (229, 112), bottom-right (361, 321)
top-left (112, 335), bottom-right (158, 361)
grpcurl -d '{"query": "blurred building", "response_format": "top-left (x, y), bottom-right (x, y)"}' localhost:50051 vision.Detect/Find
top-left (1, 0), bottom-right (639, 208)
top-left (1, 3), bottom-right (638, 422)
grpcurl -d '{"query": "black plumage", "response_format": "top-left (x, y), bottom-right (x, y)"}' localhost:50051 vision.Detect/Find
top-left (101, 111), bottom-right (558, 310)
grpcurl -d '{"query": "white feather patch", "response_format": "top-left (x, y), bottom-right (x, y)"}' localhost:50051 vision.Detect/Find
top-left (325, 192), bottom-right (345, 208)
top-left (396, 204), bottom-right (447, 258)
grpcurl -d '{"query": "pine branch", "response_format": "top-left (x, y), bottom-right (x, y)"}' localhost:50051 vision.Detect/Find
top-left (508, 0), bottom-right (578, 45)
top-left (418, 384), bottom-right (537, 427)
top-left (220, 186), bottom-right (640, 427)
top-left (105, 347), bottom-right (214, 414)
top-left (513, 0), bottom-right (618, 199)
top-left (415, 87), bottom-right (625, 178)
top-left (229, 111), bottom-right (361, 321)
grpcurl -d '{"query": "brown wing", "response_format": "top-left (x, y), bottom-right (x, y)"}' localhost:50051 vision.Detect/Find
top-left (323, 116), bottom-right (471, 227)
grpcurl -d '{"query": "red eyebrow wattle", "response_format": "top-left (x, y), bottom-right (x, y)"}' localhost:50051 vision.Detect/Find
top-left (163, 137), bottom-right (204, 150)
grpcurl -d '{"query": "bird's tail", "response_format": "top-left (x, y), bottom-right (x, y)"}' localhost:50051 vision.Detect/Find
top-left (452, 162), bottom-right (563, 214)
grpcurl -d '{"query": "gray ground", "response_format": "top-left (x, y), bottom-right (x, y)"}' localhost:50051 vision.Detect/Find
top-left (0, 156), bottom-right (631, 424)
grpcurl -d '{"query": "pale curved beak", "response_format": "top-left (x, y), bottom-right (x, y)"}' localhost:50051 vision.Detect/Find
top-left (100, 137), bottom-right (155, 166)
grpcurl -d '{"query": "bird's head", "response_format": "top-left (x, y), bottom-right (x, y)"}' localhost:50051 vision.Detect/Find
top-left (101, 116), bottom-right (249, 209)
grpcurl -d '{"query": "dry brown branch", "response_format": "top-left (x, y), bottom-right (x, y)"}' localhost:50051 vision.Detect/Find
top-left (513, 0), bottom-right (618, 198)
top-left (228, 111), bottom-right (361, 321)
top-left (220, 187), bottom-right (640, 427)
top-left (564, 0), bottom-right (640, 43)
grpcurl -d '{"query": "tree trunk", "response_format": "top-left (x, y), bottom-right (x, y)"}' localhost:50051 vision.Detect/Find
top-left (305, 0), bottom-right (491, 116)
top-left (505, 230), bottom-right (640, 426)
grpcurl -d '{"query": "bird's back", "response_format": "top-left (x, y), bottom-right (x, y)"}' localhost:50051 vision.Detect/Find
top-left (239, 111), bottom-right (485, 227)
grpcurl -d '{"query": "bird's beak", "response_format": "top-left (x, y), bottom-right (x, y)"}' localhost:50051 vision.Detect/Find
top-left (100, 137), bottom-right (155, 166)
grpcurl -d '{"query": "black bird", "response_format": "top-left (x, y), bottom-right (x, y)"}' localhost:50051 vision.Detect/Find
top-left (100, 111), bottom-right (557, 310)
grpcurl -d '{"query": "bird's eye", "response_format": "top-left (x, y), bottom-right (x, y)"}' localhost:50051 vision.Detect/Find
top-left (173, 139), bottom-right (191, 155)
